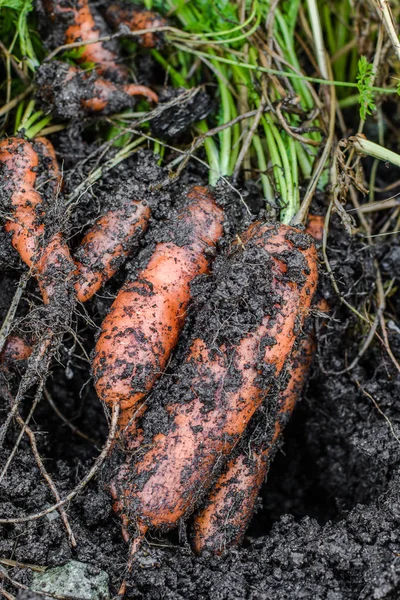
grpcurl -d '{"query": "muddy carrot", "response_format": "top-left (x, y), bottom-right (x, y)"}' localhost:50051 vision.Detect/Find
top-left (73, 200), bottom-right (151, 302)
top-left (191, 332), bottom-right (316, 554)
top-left (191, 213), bottom-right (326, 554)
top-left (0, 137), bottom-right (151, 304)
top-left (0, 137), bottom-right (44, 271)
top-left (42, 0), bottom-right (128, 82)
top-left (36, 62), bottom-right (157, 118)
top-left (105, 4), bottom-right (167, 49)
top-left (0, 336), bottom-right (33, 367)
top-left (111, 222), bottom-right (318, 545)
top-left (92, 186), bottom-right (224, 429)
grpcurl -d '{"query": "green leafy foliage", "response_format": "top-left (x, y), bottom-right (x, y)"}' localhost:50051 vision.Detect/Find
top-left (356, 56), bottom-right (376, 120)
top-left (0, 0), bottom-right (41, 70)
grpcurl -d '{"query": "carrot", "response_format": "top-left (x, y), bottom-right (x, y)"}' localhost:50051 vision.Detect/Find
top-left (92, 186), bottom-right (224, 428)
top-left (0, 136), bottom-right (151, 305)
top-left (36, 62), bottom-right (157, 118)
top-left (191, 331), bottom-right (316, 554)
top-left (74, 200), bottom-right (151, 303)
top-left (191, 213), bottom-right (326, 554)
top-left (305, 214), bottom-right (325, 243)
top-left (105, 4), bottom-right (166, 49)
top-left (111, 222), bottom-right (318, 546)
top-left (0, 137), bottom-right (50, 273)
top-left (42, 0), bottom-right (128, 82)
top-left (0, 336), bottom-right (32, 367)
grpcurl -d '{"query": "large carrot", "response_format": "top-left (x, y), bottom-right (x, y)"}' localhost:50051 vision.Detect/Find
top-left (105, 4), bottom-right (166, 49)
top-left (111, 222), bottom-right (318, 547)
top-left (42, 0), bottom-right (128, 82)
top-left (92, 186), bottom-right (224, 428)
top-left (36, 62), bottom-right (157, 118)
top-left (191, 213), bottom-right (326, 554)
top-left (191, 332), bottom-right (316, 554)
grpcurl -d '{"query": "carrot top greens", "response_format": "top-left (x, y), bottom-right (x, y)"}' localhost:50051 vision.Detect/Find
top-left (1, 0), bottom-right (400, 223)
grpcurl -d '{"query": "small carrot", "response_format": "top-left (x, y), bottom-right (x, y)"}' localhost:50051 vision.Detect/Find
top-left (111, 222), bottom-right (318, 550)
top-left (0, 137), bottom-right (48, 272)
top-left (105, 4), bottom-right (167, 49)
top-left (191, 331), bottom-right (316, 554)
top-left (0, 336), bottom-right (32, 367)
top-left (73, 200), bottom-right (151, 303)
top-left (42, 0), bottom-right (128, 82)
top-left (36, 62), bottom-right (157, 118)
top-left (92, 186), bottom-right (224, 428)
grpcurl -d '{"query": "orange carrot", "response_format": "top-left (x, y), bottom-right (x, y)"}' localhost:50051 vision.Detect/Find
top-left (191, 331), bottom-right (316, 554)
top-left (0, 336), bottom-right (32, 367)
top-left (105, 4), bottom-right (167, 49)
top-left (42, 0), bottom-right (128, 82)
top-left (0, 137), bottom-right (151, 305)
top-left (36, 62), bottom-right (157, 118)
top-left (74, 201), bottom-right (151, 303)
top-left (111, 222), bottom-right (318, 548)
top-left (191, 213), bottom-right (326, 554)
top-left (92, 186), bottom-right (224, 427)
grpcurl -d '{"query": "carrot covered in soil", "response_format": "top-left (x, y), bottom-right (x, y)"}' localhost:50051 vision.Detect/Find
top-left (105, 4), bottom-right (167, 49)
top-left (0, 136), bottom-right (151, 304)
top-left (35, 61), bottom-right (157, 119)
top-left (111, 222), bottom-right (318, 550)
top-left (74, 201), bottom-right (151, 303)
top-left (0, 336), bottom-right (33, 367)
top-left (191, 213), bottom-right (326, 554)
top-left (191, 332), bottom-right (316, 554)
top-left (41, 0), bottom-right (128, 82)
top-left (92, 186), bottom-right (224, 429)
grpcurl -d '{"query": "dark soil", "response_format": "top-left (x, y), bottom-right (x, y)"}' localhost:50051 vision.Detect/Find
top-left (2, 58), bottom-right (400, 600)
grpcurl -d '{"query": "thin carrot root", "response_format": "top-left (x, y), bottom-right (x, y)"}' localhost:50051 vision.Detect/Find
top-left (191, 331), bottom-right (316, 554)
top-left (105, 4), bottom-right (167, 48)
top-left (42, 0), bottom-right (128, 82)
top-left (92, 185), bottom-right (224, 428)
top-left (111, 222), bottom-right (318, 551)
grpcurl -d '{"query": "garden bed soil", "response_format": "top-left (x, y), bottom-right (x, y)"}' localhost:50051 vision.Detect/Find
top-left (1, 138), bottom-right (400, 600)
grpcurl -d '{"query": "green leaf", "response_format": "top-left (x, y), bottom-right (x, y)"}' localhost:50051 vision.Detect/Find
top-left (356, 55), bottom-right (376, 120)
top-left (0, 0), bottom-right (25, 9)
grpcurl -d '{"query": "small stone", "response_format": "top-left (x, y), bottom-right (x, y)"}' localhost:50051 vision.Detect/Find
top-left (31, 560), bottom-right (109, 600)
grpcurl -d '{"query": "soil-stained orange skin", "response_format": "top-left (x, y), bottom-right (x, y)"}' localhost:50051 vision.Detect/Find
top-left (112, 222), bottom-right (318, 535)
top-left (105, 5), bottom-right (167, 48)
top-left (42, 0), bottom-right (128, 81)
top-left (74, 201), bottom-right (151, 303)
top-left (0, 336), bottom-right (32, 366)
top-left (92, 186), bottom-right (224, 421)
top-left (0, 138), bottom-right (45, 271)
top-left (60, 65), bottom-right (158, 112)
top-left (192, 332), bottom-right (316, 554)
top-left (306, 214), bottom-right (325, 243)
top-left (0, 136), bottom-right (151, 305)
top-left (191, 214), bottom-right (327, 554)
